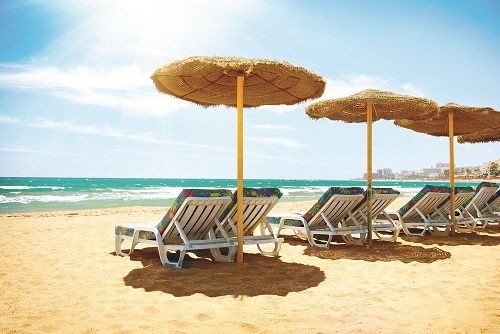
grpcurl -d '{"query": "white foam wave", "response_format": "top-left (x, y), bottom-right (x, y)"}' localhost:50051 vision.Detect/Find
top-left (0, 185), bottom-right (65, 190)
top-left (0, 194), bottom-right (88, 204)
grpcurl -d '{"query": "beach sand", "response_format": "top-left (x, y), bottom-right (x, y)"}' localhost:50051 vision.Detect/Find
top-left (1, 197), bottom-right (499, 333)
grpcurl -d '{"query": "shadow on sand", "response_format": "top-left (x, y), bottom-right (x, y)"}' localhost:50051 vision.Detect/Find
top-left (282, 235), bottom-right (451, 263)
top-left (400, 226), bottom-right (500, 247)
top-left (121, 248), bottom-right (325, 297)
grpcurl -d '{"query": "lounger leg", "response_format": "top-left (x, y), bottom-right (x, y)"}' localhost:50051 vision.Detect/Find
top-left (256, 221), bottom-right (283, 256)
top-left (326, 235), bottom-right (333, 248)
top-left (307, 232), bottom-right (330, 248)
top-left (209, 247), bottom-right (237, 262)
top-left (175, 251), bottom-right (186, 269)
top-left (456, 220), bottom-right (476, 233)
top-left (401, 224), bottom-right (427, 237)
top-left (154, 235), bottom-right (182, 268)
top-left (114, 234), bottom-right (138, 256)
top-left (429, 224), bottom-right (451, 236)
top-left (374, 229), bottom-right (399, 242)
top-left (257, 240), bottom-right (283, 256)
top-left (341, 232), bottom-right (367, 245)
top-left (372, 213), bottom-right (400, 242)
top-left (129, 230), bottom-right (141, 255)
top-left (207, 228), bottom-right (236, 262)
top-left (114, 234), bottom-right (125, 256)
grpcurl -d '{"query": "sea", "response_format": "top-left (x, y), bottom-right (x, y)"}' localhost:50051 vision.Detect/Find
top-left (0, 177), bottom-right (482, 213)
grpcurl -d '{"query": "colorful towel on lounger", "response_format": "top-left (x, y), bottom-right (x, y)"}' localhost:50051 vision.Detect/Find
top-left (219, 187), bottom-right (283, 222)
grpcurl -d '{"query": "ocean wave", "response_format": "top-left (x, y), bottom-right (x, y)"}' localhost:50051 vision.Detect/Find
top-left (0, 194), bottom-right (88, 204)
top-left (0, 185), bottom-right (65, 190)
top-left (0, 177), bottom-right (479, 213)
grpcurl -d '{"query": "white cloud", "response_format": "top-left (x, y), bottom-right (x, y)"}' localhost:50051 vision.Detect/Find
top-left (111, 149), bottom-right (234, 162)
top-left (20, 118), bottom-right (233, 152)
top-left (320, 74), bottom-right (428, 100)
top-left (246, 136), bottom-right (305, 149)
top-left (259, 103), bottom-right (303, 115)
top-left (254, 124), bottom-right (292, 130)
top-left (0, 63), bottom-right (189, 117)
top-left (0, 116), bottom-right (20, 123)
top-left (401, 83), bottom-right (425, 97)
top-left (0, 147), bottom-right (103, 157)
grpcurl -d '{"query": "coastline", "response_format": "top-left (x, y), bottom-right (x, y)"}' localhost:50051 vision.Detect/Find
top-left (1, 177), bottom-right (493, 214)
top-left (1, 198), bottom-right (499, 333)
top-left (360, 177), bottom-right (500, 183)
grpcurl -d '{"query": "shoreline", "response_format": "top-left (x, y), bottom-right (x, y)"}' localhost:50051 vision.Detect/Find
top-left (0, 195), bottom-right (412, 216)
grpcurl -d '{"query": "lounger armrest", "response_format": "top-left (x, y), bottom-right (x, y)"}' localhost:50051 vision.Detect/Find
top-left (270, 213), bottom-right (307, 235)
top-left (213, 218), bottom-right (232, 243)
top-left (383, 210), bottom-right (402, 221)
top-left (117, 223), bottom-right (160, 235)
top-left (279, 213), bottom-right (306, 224)
top-left (378, 210), bottom-right (400, 226)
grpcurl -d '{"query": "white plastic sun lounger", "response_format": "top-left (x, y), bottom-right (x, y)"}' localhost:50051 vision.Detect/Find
top-left (114, 189), bottom-right (234, 268)
top-left (265, 187), bottom-right (365, 248)
top-left (384, 185), bottom-right (452, 236)
top-left (210, 188), bottom-right (284, 262)
top-left (456, 182), bottom-right (500, 231)
top-left (429, 186), bottom-right (475, 235)
top-left (341, 187), bottom-right (401, 244)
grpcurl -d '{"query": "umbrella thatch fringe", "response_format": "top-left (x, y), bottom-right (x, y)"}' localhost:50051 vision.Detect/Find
top-left (394, 103), bottom-right (500, 137)
top-left (457, 127), bottom-right (500, 144)
top-left (151, 56), bottom-right (326, 108)
top-left (305, 89), bottom-right (439, 122)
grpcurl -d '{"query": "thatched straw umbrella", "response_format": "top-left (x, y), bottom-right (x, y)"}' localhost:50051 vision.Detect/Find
top-left (457, 127), bottom-right (500, 144)
top-left (151, 56), bottom-right (326, 263)
top-left (306, 89), bottom-right (440, 245)
top-left (395, 103), bottom-right (500, 234)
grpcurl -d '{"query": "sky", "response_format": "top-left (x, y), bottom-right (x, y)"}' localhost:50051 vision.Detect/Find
top-left (0, 0), bottom-right (499, 180)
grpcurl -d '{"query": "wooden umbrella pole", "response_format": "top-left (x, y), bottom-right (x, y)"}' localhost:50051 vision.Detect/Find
top-left (449, 109), bottom-right (456, 237)
top-left (367, 102), bottom-right (373, 246)
top-left (236, 73), bottom-right (245, 263)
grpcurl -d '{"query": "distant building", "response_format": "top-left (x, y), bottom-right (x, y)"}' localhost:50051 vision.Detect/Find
top-left (436, 162), bottom-right (449, 169)
top-left (481, 159), bottom-right (500, 174)
top-left (423, 167), bottom-right (442, 178)
top-left (363, 168), bottom-right (394, 180)
top-left (361, 158), bottom-right (500, 180)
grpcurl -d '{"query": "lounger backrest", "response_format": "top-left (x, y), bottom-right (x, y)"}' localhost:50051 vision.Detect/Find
top-left (463, 182), bottom-right (499, 217)
top-left (346, 188), bottom-right (400, 224)
top-left (397, 185), bottom-right (451, 221)
top-left (159, 189), bottom-right (233, 239)
top-left (219, 188), bottom-right (282, 236)
top-left (303, 187), bottom-right (364, 228)
top-left (482, 189), bottom-right (500, 215)
top-left (114, 189), bottom-right (232, 240)
top-left (434, 186), bottom-right (475, 214)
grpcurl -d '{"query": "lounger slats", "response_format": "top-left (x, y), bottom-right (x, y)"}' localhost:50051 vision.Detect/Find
top-left (210, 188), bottom-right (283, 261)
top-left (266, 187), bottom-right (365, 248)
top-left (457, 183), bottom-right (500, 230)
top-left (342, 189), bottom-right (401, 243)
top-left (403, 193), bottom-right (449, 221)
top-left (314, 195), bottom-right (362, 228)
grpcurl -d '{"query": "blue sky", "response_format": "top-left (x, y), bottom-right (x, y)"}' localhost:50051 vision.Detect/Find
top-left (0, 0), bottom-right (499, 179)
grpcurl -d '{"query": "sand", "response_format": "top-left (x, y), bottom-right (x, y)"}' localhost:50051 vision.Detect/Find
top-left (1, 197), bottom-right (499, 334)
